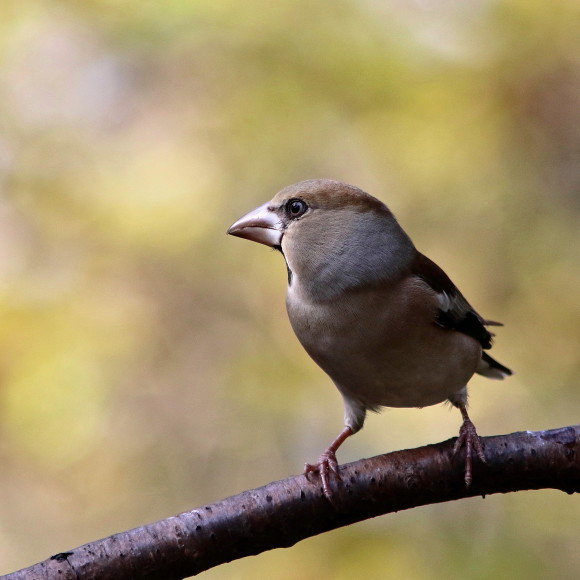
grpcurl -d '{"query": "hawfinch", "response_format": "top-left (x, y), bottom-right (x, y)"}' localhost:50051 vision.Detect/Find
top-left (228, 179), bottom-right (512, 498)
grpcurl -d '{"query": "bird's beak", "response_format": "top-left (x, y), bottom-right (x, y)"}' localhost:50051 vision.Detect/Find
top-left (227, 202), bottom-right (283, 247)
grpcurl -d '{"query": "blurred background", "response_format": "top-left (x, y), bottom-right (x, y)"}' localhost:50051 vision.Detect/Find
top-left (0, 0), bottom-right (579, 577)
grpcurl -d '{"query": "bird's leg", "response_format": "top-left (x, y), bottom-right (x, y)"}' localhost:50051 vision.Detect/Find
top-left (453, 402), bottom-right (487, 487)
top-left (304, 426), bottom-right (353, 498)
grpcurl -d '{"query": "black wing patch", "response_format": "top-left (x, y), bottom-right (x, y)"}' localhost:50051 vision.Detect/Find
top-left (411, 252), bottom-right (494, 350)
top-left (436, 309), bottom-right (493, 349)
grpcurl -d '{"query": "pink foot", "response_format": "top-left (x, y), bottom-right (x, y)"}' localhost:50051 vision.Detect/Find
top-left (304, 426), bottom-right (353, 499)
top-left (304, 450), bottom-right (341, 499)
top-left (453, 418), bottom-right (487, 487)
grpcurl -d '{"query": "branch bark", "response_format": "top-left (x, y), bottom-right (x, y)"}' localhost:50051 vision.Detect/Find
top-left (4, 425), bottom-right (580, 580)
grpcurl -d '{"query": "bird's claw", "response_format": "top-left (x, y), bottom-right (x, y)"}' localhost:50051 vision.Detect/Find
top-left (453, 418), bottom-right (487, 487)
top-left (304, 450), bottom-right (341, 498)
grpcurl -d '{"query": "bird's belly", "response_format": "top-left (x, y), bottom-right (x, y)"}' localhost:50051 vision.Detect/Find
top-left (314, 337), bottom-right (478, 408)
top-left (335, 354), bottom-right (471, 408)
top-left (287, 287), bottom-right (481, 409)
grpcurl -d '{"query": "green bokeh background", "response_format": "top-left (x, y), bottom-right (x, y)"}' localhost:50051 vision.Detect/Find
top-left (1, 0), bottom-right (579, 577)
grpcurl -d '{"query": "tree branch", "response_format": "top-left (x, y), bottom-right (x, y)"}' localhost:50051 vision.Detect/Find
top-left (4, 425), bottom-right (580, 580)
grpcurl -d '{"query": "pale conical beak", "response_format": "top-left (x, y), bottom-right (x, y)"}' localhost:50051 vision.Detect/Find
top-left (227, 202), bottom-right (283, 247)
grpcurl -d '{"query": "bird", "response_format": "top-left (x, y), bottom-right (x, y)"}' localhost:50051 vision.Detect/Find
top-left (227, 179), bottom-right (512, 498)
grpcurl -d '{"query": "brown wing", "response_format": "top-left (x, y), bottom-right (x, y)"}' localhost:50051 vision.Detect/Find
top-left (411, 252), bottom-right (494, 349)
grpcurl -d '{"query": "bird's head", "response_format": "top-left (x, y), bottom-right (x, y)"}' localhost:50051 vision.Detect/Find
top-left (228, 179), bottom-right (415, 298)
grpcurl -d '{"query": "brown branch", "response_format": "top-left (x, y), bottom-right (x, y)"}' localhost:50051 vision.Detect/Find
top-left (4, 425), bottom-right (580, 580)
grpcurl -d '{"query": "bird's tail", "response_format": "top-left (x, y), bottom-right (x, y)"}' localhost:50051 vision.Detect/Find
top-left (476, 352), bottom-right (513, 380)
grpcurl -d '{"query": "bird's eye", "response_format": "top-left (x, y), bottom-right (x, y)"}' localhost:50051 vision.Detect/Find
top-left (286, 199), bottom-right (308, 219)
